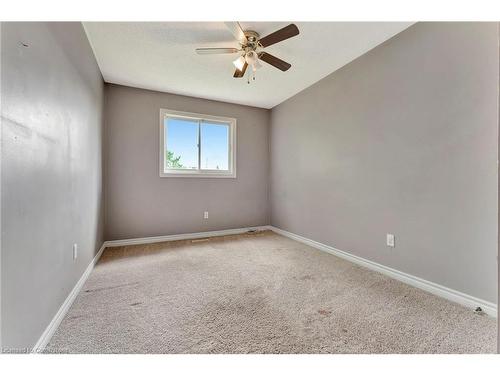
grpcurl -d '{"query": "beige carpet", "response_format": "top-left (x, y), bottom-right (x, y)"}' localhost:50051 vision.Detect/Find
top-left (45, 230), bottom-right (497, 354)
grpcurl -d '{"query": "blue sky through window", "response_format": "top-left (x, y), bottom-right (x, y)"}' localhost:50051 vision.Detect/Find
top-left (166, 118), bottom-right (198, 169)
top-left (201, 123), bottom-right (229, 170)
top-left (165, 118), bottom-right (229, 170)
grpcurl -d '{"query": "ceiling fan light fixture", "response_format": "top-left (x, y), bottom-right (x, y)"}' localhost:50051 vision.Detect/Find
top-left (233, 55), bottom-right (246, 72)
top-left (245, 51), bottom-right (258, 65)
top-left (252, 60), bottom-right (262, 71)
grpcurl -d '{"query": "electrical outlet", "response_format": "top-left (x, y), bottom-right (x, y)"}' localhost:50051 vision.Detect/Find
top-left (386, 234), bottom-right (395, 248)
top-left (204, 211), bottom-right (209, 219)
top-left (73, 243), bottom-right (78, 260)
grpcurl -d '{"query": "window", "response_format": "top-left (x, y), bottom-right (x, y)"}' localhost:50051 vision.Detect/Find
top-left (159, 109), bottom-right (236, 178)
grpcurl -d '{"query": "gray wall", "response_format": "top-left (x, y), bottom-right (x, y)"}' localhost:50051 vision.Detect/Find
top-left (1, 23), bottom-right (105, 348)
top-left (270, 22), bottom-right (498, 304)
top-left (104, 84), bottom-right (270, 240)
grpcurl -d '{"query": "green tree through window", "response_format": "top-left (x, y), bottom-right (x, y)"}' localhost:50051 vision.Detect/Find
top-left (166, 151), bottom-right (184, 169)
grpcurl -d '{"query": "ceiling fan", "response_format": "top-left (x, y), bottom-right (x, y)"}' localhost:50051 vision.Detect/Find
top-left (195, 22), bottom-right (300, 82)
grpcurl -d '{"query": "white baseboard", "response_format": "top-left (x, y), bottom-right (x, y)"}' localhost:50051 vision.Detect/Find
top-left (33, 224), bottom-right (496, 352)
top-left (268, 226), bottom-right (497, 317)
top-left (31, 243), bottom-right (106, 353)
top-left (104, 226), bottom-right (270, 248)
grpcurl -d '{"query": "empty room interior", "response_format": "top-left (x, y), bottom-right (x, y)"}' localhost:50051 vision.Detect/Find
top-left (1, 20), bottom-right (500, 355)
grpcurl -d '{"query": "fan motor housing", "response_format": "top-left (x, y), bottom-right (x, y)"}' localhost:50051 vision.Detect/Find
top-left (243, 30), bottom-right (260, 49)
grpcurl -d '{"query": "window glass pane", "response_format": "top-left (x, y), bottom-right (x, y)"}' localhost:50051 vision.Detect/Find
top-left (165, 118), bottom-right (199, 170)
top-left (201, 122), bottom-right (229, 171)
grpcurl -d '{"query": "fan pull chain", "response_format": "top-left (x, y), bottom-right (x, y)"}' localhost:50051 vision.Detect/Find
top-left (247, 69), bottom-right (256, 84)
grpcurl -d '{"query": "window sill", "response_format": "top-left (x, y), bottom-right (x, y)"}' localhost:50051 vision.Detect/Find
top-left (159, 171), bottom-right (236, 179)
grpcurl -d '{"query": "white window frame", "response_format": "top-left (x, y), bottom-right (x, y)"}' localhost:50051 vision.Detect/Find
top-left (159, 108), bottom-right (237, 178)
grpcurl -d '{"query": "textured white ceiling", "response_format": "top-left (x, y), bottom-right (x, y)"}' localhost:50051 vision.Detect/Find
top-left (83, 22), bottom-right (414, 109)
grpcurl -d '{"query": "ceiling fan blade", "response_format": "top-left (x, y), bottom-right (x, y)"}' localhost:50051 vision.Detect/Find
top-left (224, 22), bottom-right (247, 44)
top-left (196, 48), bottom-right (239, 55)
top-left (259, 24), bottom-right (299, 48)
top-left (258, 52), bottom-right (291, 72)
top-left (233, 62), bottom-right (248, 78)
